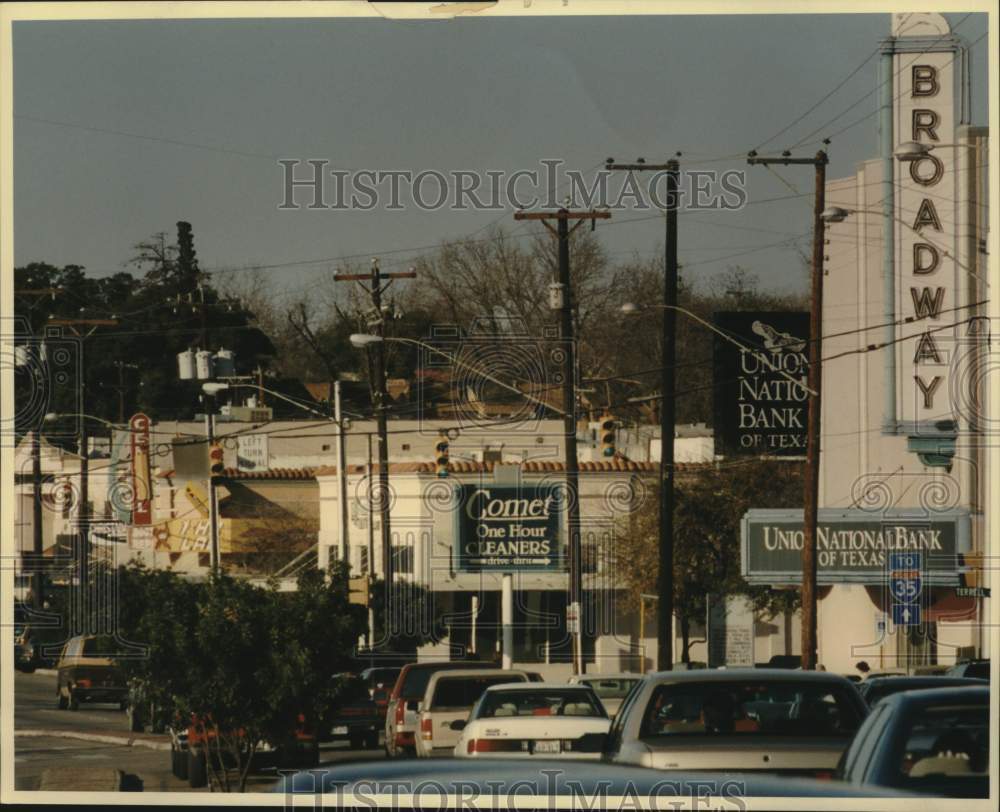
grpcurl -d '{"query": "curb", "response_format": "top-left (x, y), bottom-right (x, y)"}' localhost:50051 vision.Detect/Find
top-left (15, 729), bottom-right (171, 751)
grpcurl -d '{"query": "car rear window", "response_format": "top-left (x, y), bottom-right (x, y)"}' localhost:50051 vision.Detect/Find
top-left (431, 676), bottom-right (523, 709)
top-left (478, 689), bottom-right (606, 718)
top-left (400, 663), bottom-right (491, 698)
top-left (640, 681), bottom-right (863, 738)
top-left (581, 678), bottom-right (640, 699)
top-left (80, 636), bottom-right (124, 658)
top-left (896, 705), bottom-right (989, 781)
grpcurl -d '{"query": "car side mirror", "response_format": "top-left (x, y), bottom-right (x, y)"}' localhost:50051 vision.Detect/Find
top-left (449, 719), bottom-right (466, 731)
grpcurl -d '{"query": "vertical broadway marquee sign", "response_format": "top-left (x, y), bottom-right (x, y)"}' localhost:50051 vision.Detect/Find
top-left (129, 412), bottom-right (152, 525)
top-left (892, 16), bottom-right (965, 428)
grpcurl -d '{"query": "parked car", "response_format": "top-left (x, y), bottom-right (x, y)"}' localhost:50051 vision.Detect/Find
top-left (910, 664), bottom-right (950, 676)
top-left (169, 712), bottom-right (319, 788)
top-left (385, 660), bottom-right (498, 758)
top-left (325, 673), bottom-right (381, 749)
top-left (360, 666), bottom-right (402, 727)
top-left (945, 660), bottom-right (989, 680)
top-left (858, 676), bottom-right (988, 707)
top-left (455, 683), bottom-right (611, 760)
top-left (55, 635), bottom-right (127, 710)
top-left (566, 673), bottom-right (640, 718)
top-left (603, 669), bottom-right (868, 777)
top-left (275, 758), bottom-right (919, 799)
top-left (836, 686), bottom-right (989, 798)
top-left (14, 631), bottom-right (37, 673)
top-left (416, 669), bottom-right (530, 758)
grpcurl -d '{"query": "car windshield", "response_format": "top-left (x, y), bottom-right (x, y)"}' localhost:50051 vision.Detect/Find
top-left (640, 681), bottom-right (863, 738)
top-left (580, 678), bottom-right (639, 699)
top-left (431, 676), bottom-right (522, 709)
top-left (897, 705), bottom-right (989, 781)
top-left (335, 676), bottom-right (370, 703)
top-left (476, 689), bottom-right (606, 718)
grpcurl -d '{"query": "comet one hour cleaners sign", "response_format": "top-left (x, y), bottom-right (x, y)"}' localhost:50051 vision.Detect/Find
top-left (455, 485), bottom-right (564, 571)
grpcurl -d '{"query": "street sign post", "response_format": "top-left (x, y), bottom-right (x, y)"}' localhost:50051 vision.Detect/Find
top-left (889, 551), bottom-right (922, 628)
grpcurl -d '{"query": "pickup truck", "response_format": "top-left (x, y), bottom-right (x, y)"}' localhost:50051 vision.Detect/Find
top-left (325, 673), bottom-right (381, 749)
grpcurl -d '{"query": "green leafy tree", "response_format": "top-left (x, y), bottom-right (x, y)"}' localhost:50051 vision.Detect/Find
top-left (616, 460), bottom-right (803, 662)
top-left (112, 562), bottom-right (364, 792)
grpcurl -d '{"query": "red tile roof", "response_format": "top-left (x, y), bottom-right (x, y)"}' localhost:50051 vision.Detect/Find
top-left (313, 459), bottom-right (709, 476)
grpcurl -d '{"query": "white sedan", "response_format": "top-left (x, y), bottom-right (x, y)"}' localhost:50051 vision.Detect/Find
top-left (454, 683), bottom-right (610, 760)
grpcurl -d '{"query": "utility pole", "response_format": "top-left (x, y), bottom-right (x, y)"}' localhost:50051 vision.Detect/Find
top-left (747, 149), bottom-right (827, 670)
top-left (606, 157), bottom-right (680, 671)
top-left (334, 261), bottom-right (416, 638)
top-left (48, 318), bottom-right (118, 622)
top-left (513, 208), bottom-right (611, 675)
top-left (15, 288), bottom-right (61, 610)
top-left (334, 380), bottom-right (350, 564)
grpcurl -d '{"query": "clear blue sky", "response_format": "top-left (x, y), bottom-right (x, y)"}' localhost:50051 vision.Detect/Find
top-left (13, 12), bottom-right (989, 302)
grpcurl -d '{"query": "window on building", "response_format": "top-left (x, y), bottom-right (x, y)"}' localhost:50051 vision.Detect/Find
top-left (483, 448), bottom-right (503, 464)
top-left (401, 443), bottom-right (411, 451)
top-left (392, 545), bottom-right (413, 575)
top-left (321, 444), bottom-right (331, 451)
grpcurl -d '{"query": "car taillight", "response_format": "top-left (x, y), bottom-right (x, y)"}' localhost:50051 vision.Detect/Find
top-left (420, 716), bottom-right (432, 741)
top-left (77, 678), bottom-right (92, 688)
top-left (814, 771), bottom-right (834, 781)
top-left (470, 738), bottom-right (522, 753)
top-left (395, 700), bottom-right (405, 725)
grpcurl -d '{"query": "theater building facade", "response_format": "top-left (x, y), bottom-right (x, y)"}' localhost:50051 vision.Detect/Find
top-left (744, 13), bottom-right (990, 673)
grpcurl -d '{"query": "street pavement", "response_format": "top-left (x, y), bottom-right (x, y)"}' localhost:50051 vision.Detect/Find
top-left (14, 670), bottom-right (386, 793)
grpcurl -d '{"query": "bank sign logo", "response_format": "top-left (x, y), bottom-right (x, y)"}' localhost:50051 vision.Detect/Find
top-left (713, 311), bottom-right (810, 457)
top-left (454, 485), bottom-right (563, 572)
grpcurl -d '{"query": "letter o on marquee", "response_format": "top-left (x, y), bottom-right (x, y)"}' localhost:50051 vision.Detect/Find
top-left (909, 154), bottom-right (944, 187)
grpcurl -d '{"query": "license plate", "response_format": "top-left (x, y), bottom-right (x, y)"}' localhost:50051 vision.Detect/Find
top-left (534, 740), bottom-right (560, 754)
top-left (333, 726), bottom-right (348, 735)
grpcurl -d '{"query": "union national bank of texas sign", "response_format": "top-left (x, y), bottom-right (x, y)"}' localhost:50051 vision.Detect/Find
top-left (454, 484), bottom-right (564, 572)
top-left (742, 508), bottom-right (970, 585)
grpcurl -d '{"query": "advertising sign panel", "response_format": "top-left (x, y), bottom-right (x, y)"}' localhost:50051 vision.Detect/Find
top-left (129, 413), bottom-right (152, 525)
top-left (742, 509), bottom-right (967, 585)
top-left (454, 484), bottom-right (563, 572)
top-left (712, 312), bottom-right (810, 457)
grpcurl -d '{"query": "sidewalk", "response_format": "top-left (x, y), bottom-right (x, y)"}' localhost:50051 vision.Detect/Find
top-left (15, 727), bottom-right (171, 751)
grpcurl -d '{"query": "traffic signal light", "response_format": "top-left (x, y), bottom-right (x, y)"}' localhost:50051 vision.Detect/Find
top-left (208, 442), bottom-right (225, 481)
top-left (599, 414), bottom-right (616, 458)
top-left (435, 432), bottom-right (449, 478)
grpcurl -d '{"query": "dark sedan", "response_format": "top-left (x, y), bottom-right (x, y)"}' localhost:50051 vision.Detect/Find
top-left (858, 676), bottom-right (988, 707)
top-left (837, 686), bottom-right (989, 798)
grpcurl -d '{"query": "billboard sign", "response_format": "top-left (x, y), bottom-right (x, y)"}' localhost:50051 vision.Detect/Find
top-left (454, 484), bottom-right (564, 571)
top-left (742, 509), bottom-right (967, 585)
top-left (712, 312), bottom-right (810, 457)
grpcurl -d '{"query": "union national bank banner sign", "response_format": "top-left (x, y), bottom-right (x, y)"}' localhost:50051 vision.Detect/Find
top-left (455, 484), bottom-right (564, 572)
top-left (712, 312), bottom-right (809, 457)
top-left (742, 508), bottom-right (969, 585)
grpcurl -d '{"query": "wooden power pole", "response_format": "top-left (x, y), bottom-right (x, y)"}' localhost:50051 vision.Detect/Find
top-left (747, 149), bottom-right (828, 669)
top-left (513, 207), bottom-right (610, 675)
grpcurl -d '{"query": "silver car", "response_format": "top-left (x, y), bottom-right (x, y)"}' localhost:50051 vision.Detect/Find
top-left (566, 673), bottom-right (640, 718)
top-left (604, 669), bottom-right (868, 777)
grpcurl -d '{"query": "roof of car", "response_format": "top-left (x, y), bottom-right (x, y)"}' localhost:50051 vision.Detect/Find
top-left (863, 675), bottom-right (986, 685)
top-left (641, 668), bottom-right (853, 683)
top-left (876, 685), bottom-right (989, 707)
top-left (482, 682), bottom-right (598, 693)
top-left (568, 673), bottom-right (639, 682)
top-left (428, 668), bottom-right (523, 681)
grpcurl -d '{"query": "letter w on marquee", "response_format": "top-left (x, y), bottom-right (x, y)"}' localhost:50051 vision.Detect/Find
top-left (910, 287), bottom-right (946, 320)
